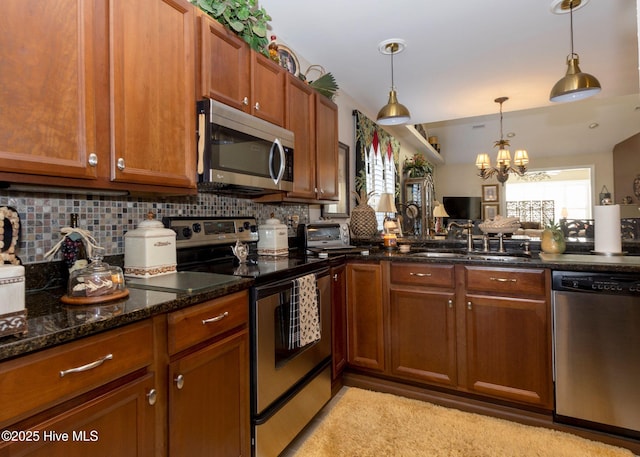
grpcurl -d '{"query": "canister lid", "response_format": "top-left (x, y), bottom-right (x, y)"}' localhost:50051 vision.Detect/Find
top-left (125, 212), bottom-right (175, 238)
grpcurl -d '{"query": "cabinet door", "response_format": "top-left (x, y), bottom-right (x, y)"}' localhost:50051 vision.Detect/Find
top-left (286, 76), bottom-right (317, 199)
top-left (110, 0), bottom-right (196, 188)
top-left (331, 263), bottom-right (347, 380)
top-left (0, 0), bottom-right (98, 180)
top-left (198, 14), bottom-right (251, 111)
top-left (389, 288), bottom-right (457, 386)
top-left (169, 329), bottom-right (249, 457)
top-left (0, 374), bottom-right (156, 457)
top-left (346, 263), bottom-right (384, 372)
top-left (315, 94), bottom-right (339, 200)
top-left (250, 52), bottom-right (286, 126)
top-left (463, 294), bottom-right (553, 409)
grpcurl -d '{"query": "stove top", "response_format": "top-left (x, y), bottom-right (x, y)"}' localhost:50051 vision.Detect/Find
top-left (162, 216), bottom-right (327, 283)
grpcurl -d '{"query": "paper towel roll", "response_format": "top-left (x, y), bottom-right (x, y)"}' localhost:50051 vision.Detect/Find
top-left (594, 205), bottom-right (622, 254)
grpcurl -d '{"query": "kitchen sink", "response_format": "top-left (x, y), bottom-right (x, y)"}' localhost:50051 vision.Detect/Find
top-left (410, 251), bottom-right (532, 262)
top-left (410, 251), bottom-right (467, 258)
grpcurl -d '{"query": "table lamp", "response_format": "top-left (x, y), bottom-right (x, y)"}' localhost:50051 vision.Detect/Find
top-left (377, 193), bottom-right (399, 233)
top-left (433, 201), bottom-right (449, 234)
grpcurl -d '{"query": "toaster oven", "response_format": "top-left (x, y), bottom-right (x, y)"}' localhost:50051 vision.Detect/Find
top-left (297, 221), bottom-right (353, 252)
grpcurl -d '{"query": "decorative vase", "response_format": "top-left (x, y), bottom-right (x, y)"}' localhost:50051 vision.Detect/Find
top-left (350, 190), bottom-right (378, 239)
top-left (541, 228), bottom-right (566, 254)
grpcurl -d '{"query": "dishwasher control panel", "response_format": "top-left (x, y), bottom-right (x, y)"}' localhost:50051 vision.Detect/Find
top-left (552, 271), bottom-right (640, 295)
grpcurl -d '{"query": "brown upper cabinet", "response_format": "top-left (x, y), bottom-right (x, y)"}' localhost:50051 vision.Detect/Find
top-left (0, 0), bottom-right (197, 193)
top-left (0, 0), bottom-right (99, 181)
top-left (198, 14), bottom-right (285, 127)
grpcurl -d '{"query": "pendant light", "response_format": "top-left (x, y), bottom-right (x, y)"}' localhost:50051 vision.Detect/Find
top-left (377, 39), bottom-right (411, 125)
top-left (549, 0), bottom-right (601, 102)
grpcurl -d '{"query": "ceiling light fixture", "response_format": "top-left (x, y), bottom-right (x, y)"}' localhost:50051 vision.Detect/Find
top-left (475, 97), bottom-right (529, 185)
top-left (376, 39), bottom-right (411, 125)
top-left (549, 0), bottom-right (601, 102)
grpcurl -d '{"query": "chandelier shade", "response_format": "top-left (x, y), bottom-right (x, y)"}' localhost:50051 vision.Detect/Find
top-left (376, 40), bottom-right (411, 125)
top-left (549, 0), bottom-right (601, 102)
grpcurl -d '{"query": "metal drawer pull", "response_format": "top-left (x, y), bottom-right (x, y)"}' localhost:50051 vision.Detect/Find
top-left (409, 272), bottom-right (432, 277)
top-left (59, 353), bottom-right (113, 378)
top-left (202, 311), bottom-right (229, 325)
top-left (147, 389), bottom-right (157, 406)
top-left (175, 374), bottom-right (184, 390)
top-left (490, 277), bottom-right (517, 283)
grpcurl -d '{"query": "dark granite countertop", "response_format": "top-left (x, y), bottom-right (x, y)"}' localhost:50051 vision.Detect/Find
top-left (0, 276), bottom-right (253, 363)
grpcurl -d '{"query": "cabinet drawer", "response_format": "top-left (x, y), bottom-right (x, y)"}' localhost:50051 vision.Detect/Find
top-left (0, 320), bottom-right (153, 426)
top-left (464, 266), bottom-right (547, 296)
top-left (168, 290), bottom-right (249, 355)
top-left (390, 263), bottom-right (455, 288)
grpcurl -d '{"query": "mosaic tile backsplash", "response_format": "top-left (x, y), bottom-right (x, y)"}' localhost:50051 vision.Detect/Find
top-left (1, 190), bottom-right (309, 265)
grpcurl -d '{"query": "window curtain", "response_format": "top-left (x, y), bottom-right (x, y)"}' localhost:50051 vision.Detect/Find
top-left (353, 110), bottom-right (401, 227)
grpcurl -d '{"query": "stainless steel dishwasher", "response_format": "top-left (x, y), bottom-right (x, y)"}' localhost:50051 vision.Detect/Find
top-left (552, 270), bottom-right (640, 438)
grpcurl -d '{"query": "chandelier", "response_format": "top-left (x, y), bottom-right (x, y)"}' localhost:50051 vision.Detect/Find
top-left (475, 97), bottom-right (528, 184)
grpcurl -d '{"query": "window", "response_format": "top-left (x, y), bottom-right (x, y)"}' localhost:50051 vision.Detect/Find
top-left (505, 167), bottom-right (592, 223)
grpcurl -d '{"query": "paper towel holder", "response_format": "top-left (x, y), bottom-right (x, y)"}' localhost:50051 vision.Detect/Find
top-left (599, 186), bottom-right (612, 205)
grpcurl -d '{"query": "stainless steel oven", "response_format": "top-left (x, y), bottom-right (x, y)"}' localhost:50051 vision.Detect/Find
top-left (163, 216), bottom-right (332, 457)
top-left (251, 267), bottom-right (331, 457)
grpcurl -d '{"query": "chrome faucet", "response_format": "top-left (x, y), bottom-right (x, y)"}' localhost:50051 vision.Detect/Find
top-left (447, 219), bottom-right (475, 251)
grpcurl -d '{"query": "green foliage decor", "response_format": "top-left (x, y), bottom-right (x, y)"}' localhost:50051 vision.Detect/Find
top-left (403, 153), bottom-right (433, 178)
top-left (191, 0), bottom-right (271, 54)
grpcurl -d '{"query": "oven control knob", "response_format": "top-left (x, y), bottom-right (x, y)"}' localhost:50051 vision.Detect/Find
top-left (243, 221), bottom-right (251, 230)
top-left (192, 223), bottom-right (202, 233)
top-left (182, 227), bottom-right (193, 239)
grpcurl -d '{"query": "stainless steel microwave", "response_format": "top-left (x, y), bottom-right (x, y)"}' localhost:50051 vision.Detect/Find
top-left (196, 99), bottom-right (294, 195)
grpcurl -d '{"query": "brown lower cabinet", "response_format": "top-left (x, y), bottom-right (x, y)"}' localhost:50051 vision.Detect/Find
top-left (0, 290), bottom-right (250, 457)
top-left (346, 260), bottom-right (553, 411)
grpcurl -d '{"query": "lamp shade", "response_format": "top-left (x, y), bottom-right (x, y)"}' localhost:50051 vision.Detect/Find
top-left (550, 55), bottom-right (601, 102)
top-left (377, 90), bottom-right (411, 125)
top-left (475, 153), bottom-right (491, 169)
top-left (513, 150), bottom-right (529, 166)
top-left (433, 204), bottom-right (449, 218)
top-left (377, 193), bottom-right (397, 213)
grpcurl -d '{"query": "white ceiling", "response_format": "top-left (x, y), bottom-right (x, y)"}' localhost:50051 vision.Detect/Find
top-left (260, 0), bottom-right (640, 164)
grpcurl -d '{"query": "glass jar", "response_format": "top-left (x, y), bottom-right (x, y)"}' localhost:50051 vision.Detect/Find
top-left (67, 247), bottom-right (125, 298)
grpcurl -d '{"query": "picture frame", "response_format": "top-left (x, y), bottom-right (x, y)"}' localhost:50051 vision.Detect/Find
top-left (482, 184), bottom-right (499, 202)
top-left (277, 45), bottom-right (299, 76)
top-left (322, 142), bottom-right (350, 218)
top-left (482, 203), bottom-right (499, 220)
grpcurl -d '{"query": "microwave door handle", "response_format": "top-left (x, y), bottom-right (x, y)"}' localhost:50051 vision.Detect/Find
top-left (197, 113), bottom-right (206, 175)
top-left (269, 138), bottom-right (286, 184)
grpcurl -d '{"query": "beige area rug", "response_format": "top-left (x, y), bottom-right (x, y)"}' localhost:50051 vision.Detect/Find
top-left (293, 387), bottom-right (634, 457)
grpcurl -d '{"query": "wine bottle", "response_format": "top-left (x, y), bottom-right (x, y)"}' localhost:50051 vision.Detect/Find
top-left (60, 214), bottom-right (87, 270)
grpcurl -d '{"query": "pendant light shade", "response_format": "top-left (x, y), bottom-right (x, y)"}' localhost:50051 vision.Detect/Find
top-left (377, 39), bottom-right (411, 125)
top-left (550, 0), bottom-right (601, 102)
top-left (549, 54), bottom-right (601, 102)
top-left (377, 90), bottom-right (411, 125)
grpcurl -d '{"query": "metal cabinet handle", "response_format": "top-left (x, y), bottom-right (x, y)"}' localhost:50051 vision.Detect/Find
top-left (242, 96), bottom-right (249, 105)
top-left (175, 374), bottom-right (184, 390)
top-left (467, 301), bottom-right (472, 310)
top-left (490, 277), bottom-right (517, 283)
top-left (88, 153), bottom-right (98, 166)
top-left (254, 102), bottom-right (260, 110)
top-left (448, 299), bottom-right (453, 309)
top-left (409, 272), bottom-right (432, 277)
top-left (202, 311), bottom-right (229, 325)
top-left (60, 353), bottom-right (113, 378)
top-left (117, 158), bottom-right (125, 171)
top-left (147, 389), bottom-right (157, 406)
top-left (333, 274), bottom-right (338, 281)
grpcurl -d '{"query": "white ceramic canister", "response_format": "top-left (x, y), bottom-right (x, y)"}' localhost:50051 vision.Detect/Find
top-left (124, 212), bottom-right (177, 277)
top-left (257, 216), bottom-right (289, 256)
